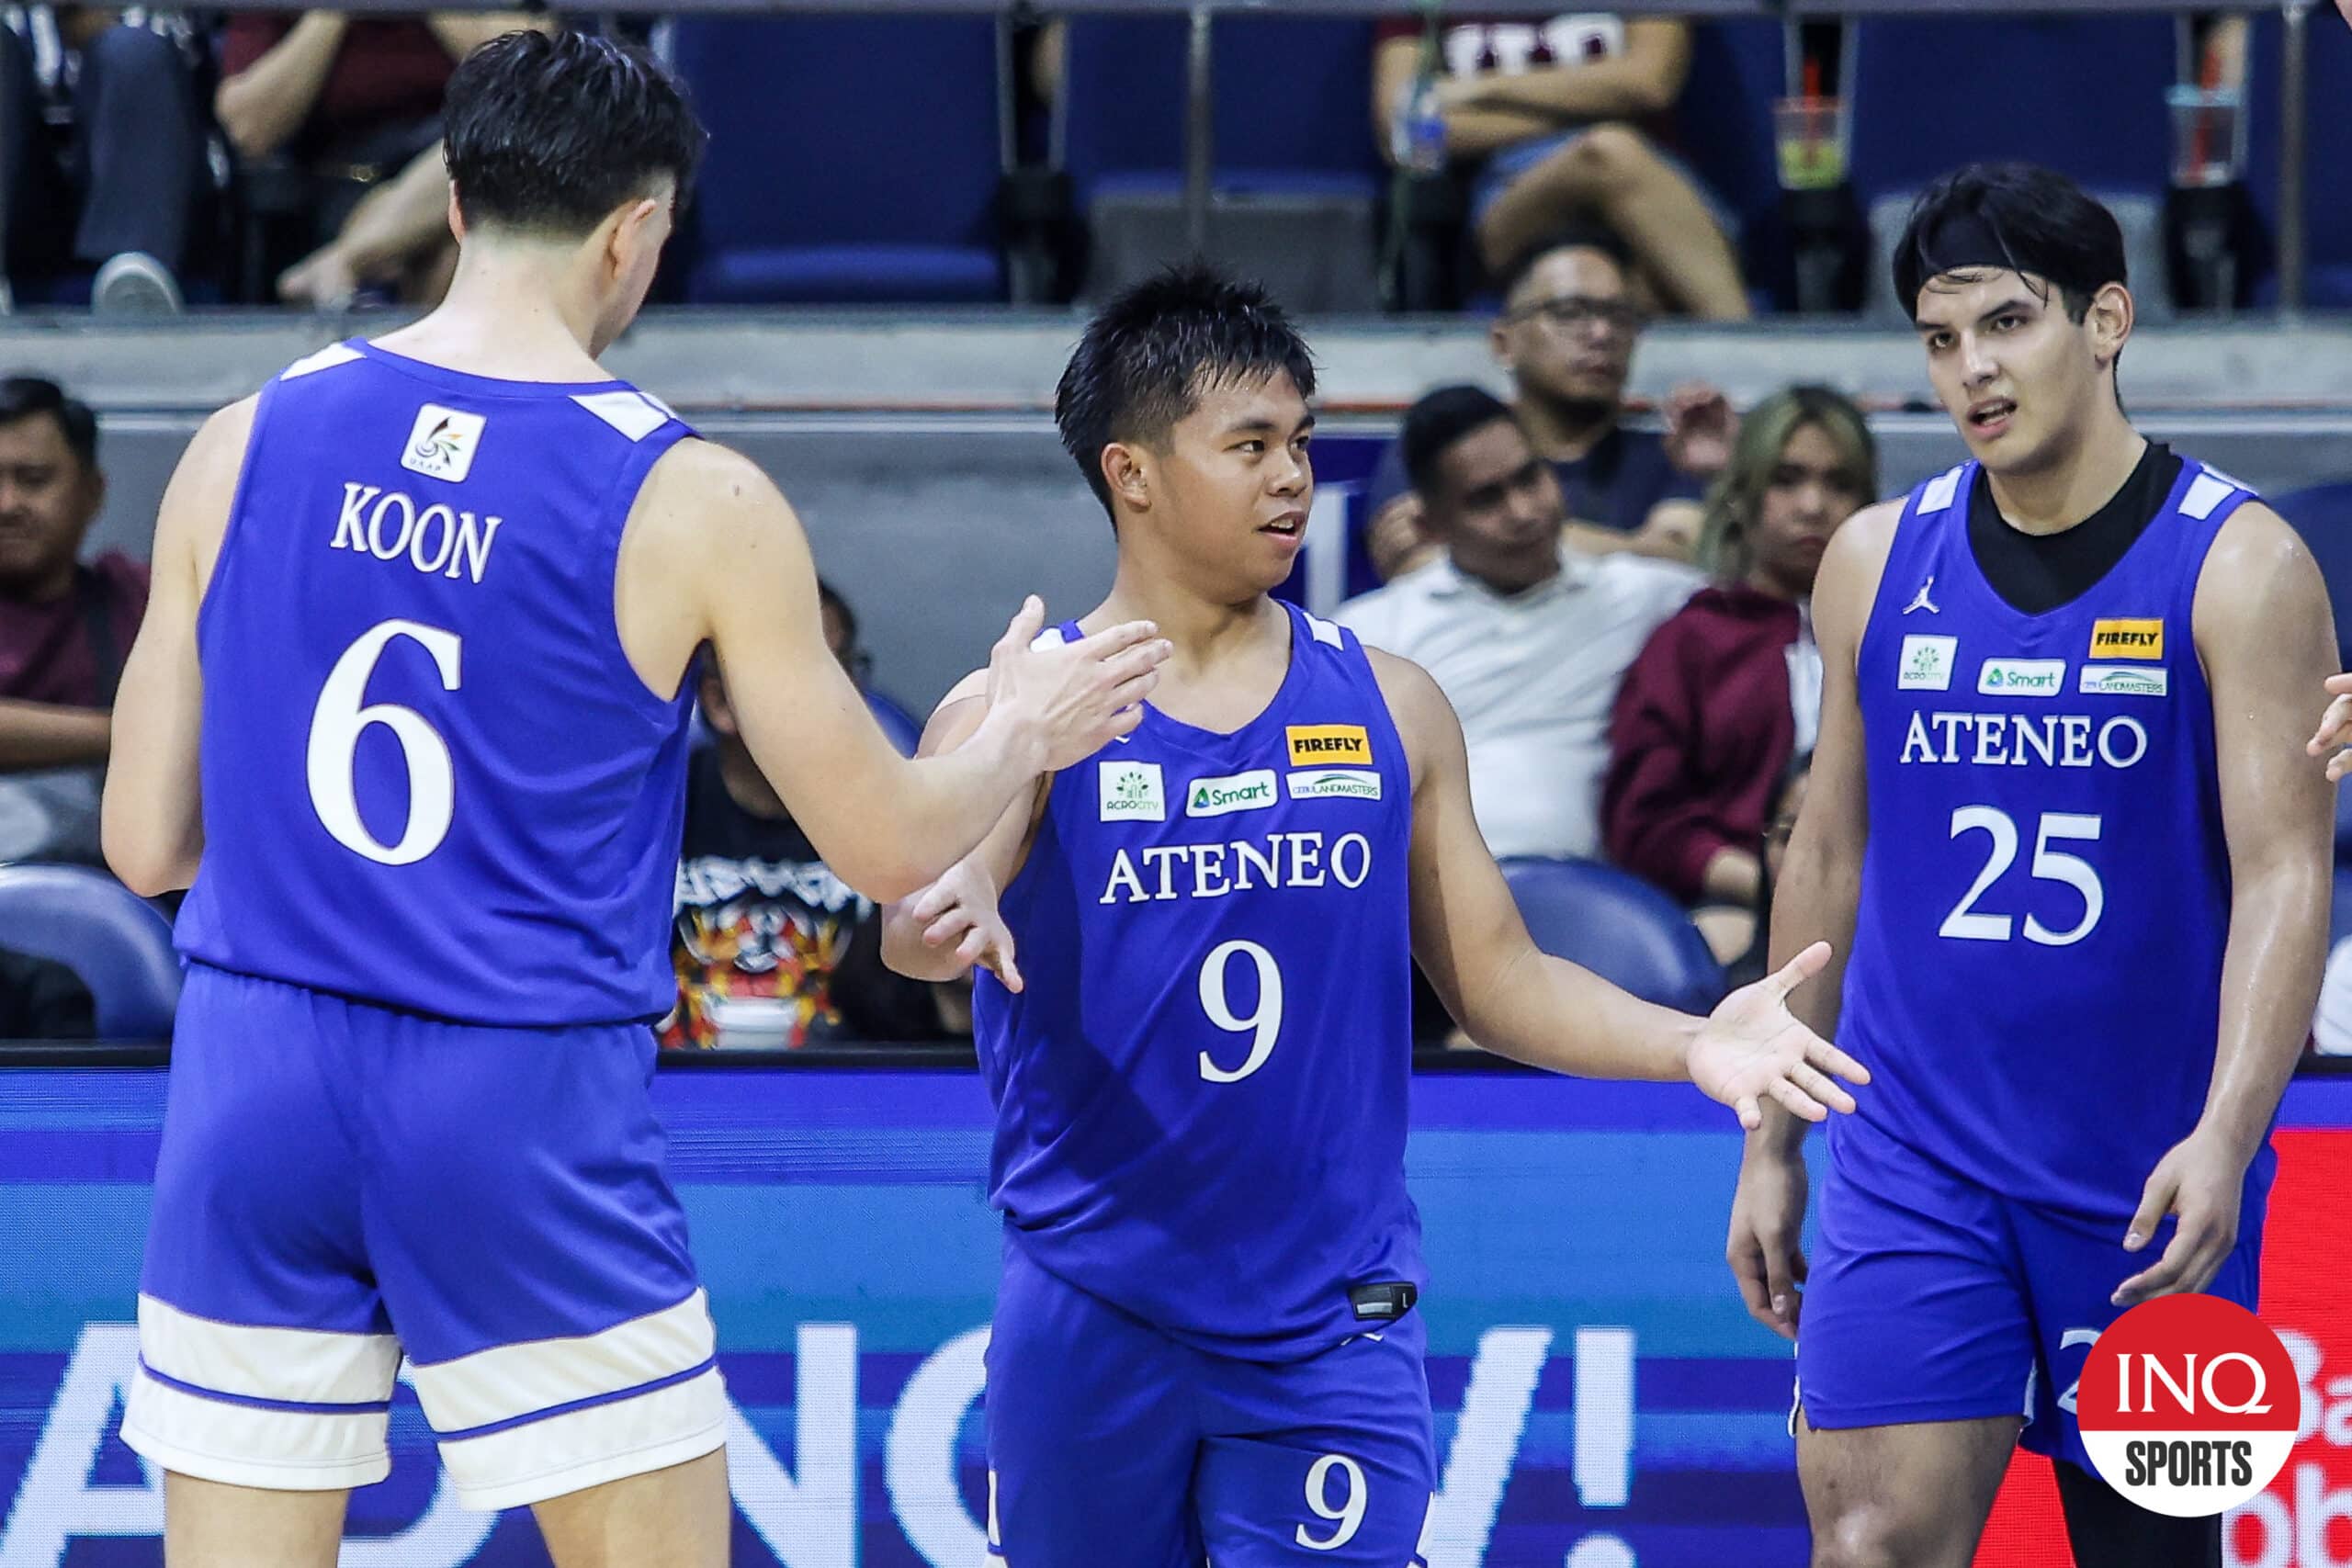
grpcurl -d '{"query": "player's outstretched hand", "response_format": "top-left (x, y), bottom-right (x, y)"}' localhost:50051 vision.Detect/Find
top-left (2308, 671), bottom-right (2352, 782)
top-left (984, 597), bottom-right (1170, 773)
top-left (2112, 1127), bottom-right (2246, 1307)
top-left (907, 856), bottom-right (1021, 992)
top-left (1687, 942), bottom-right (1870, 1132)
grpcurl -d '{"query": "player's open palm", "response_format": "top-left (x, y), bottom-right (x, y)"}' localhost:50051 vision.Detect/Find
top-left (908, 855), bottom-right (1022, 992)
top-left (985, 597), bottom-right (1170, 772)
top-left (1688, 942), bottom-right (1870, 1132)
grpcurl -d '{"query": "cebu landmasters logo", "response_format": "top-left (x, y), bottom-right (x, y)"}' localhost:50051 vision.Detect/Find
top-left (2078, 1294), bottom-right (2299, 1517)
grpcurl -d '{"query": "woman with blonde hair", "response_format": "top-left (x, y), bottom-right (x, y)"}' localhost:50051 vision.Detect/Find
top-left (1601, 384), bottom-right (1876, 959)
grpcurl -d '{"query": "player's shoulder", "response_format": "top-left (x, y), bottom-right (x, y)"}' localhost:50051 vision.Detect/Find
top-left (178, 396), bottom-right (261, 487)
top-left (2195, 496), bottom-right (2324, 633)
top-left (636, 437), bottom-right (797, 543)
top-left (1363, 645), bottom-right (1453, 739)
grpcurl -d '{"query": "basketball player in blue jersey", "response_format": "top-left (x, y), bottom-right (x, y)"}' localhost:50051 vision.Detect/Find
top-left (96, 31), bottom-right (1165, 1568)
top-left (878, 265), bottom-right (1871, 1567)
top-left (1726, 163), bottom-right (2335, 1568)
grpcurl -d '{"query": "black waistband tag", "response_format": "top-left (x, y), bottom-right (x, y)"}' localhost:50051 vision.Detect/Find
top-left (1348, 1282), bottom-right (1419, 1322)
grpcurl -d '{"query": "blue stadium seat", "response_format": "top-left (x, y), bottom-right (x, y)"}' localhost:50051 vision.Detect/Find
top-left (1498, 857), bottom-right (1727, 1014)
top-left (1058, 14), bottom-right (1382, 205)
top-left (670, 17), bottom-right (1006, 303)
top-left (0, 865), bottom-right (179, 1038)
top-left (2246, 13), bottom-right (2352, 305)
top-left (2268, 483), bottom-right (2352, 672)
top-left (866, 689), bottom-right (926, 758)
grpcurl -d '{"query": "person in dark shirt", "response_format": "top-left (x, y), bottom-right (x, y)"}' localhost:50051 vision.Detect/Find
top-left (0, 945), bottom-right (95, 1039)
top-left (1363, 226), bottom-right (1729, 577)
top-left (1602, 386), bottom-right (1876, 961)
top-left (0, 377), bottom-right (143, 863)
top-left (662, 644), bottom-right (957, 1050)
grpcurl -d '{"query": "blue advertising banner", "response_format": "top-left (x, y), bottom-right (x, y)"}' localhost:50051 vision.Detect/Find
top-left (2, 1067), bottom-right (2346, 1567)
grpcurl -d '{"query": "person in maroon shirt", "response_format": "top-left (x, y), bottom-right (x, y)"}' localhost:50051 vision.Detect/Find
top-left (1602, 385), bottom-right (1875, 960)
top-left (0, 376), bottom-right (144, 765)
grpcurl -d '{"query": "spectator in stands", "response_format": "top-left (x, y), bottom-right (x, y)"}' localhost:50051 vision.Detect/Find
top-left (1373, 10), bottom-right (1747, 320)
top-left (0, 944), bottom-right (95, 1038)
top-left (0, 377), bottom-right (141, 863)
top-left (277, 141), bottom-right (454, 309)
top-left (1361, 227), bottom-right (1731, 576)
top-left (0, 9), bottom-right (206, 310)
top-left (663, 595), bottom-right (959, 1049)
top-left (1339, 385), bottom-right (1700, 862)
top-left (216, 11), bottom-right (539, 306)
top-left (1601, 385), bottom-right (1876, 961)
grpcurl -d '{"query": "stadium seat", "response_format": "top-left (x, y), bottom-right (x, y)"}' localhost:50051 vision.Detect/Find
top-left (670, 16), bottom-right (1006, 303)
top-left (2268, 483), bottom-right (2352, 672)
top-left (0, 865), bottom-right (179, 1038)
top-left (1848, 16), bottom-right (2178, 321)
top-left (1498, 857), bottom-right (1727, 1015)
top-left (1057, 14), bottom-right (1384, 310)
top-left (2246, 12), bottom-right (2352, 306)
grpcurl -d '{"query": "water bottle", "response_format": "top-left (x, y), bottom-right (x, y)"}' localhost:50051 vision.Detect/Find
top-left (1394, 73), bottom-right (1446, 175)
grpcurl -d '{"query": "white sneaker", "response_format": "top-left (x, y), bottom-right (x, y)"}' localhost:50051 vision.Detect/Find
top-left (92, 252), bottom-right (182, 315)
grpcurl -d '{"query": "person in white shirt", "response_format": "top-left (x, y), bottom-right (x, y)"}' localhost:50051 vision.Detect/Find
top-left (1339, 383), bottom-right (1699, 861)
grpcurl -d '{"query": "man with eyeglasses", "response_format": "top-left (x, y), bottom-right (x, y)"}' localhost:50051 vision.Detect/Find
top-left (1360, 225), bottom-right (1730, 580)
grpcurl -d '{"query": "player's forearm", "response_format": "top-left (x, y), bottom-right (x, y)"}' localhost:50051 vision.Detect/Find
top-left (1464, 943), bottom-right (1701, 1081)
top-left (0, 700), bottom-right (112, 770)
top-left (1454, 60), bottom-right (1678, 121)
top-left (853, 718), bottom-right (1042, 905)
top-left (2199, 857), bottom-right (2330, 1164)
top-left (879, 900), bottom-right (972, 983)
top-left (1443, 105), bottom-right (1569, 157)
top-left (214, 12), bottom-right (345, 159)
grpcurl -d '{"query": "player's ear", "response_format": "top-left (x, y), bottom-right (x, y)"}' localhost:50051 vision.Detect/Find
top-left (1102, 443), bottom-right (1150, 513)
top-left (1487, 317), bottom-right (1517, 375)
top-left (607, 197), bottom-right (662, 279)
top-left (2086, 281), bottom-right (2133, 369)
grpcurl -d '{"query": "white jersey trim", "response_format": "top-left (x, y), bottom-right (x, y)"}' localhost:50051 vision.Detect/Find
top-left (278, 343), bottom-right (364, 380)
top-left (435, 1366), bottom-right (729, 1511)
top-left (2179, 469), bottom-right (2245, 522)
top-left (406, 1288), bottom-right (716, 1436)
top-left (571, 389), bottom-right (672, 441)
top-left (137, 1293), bottom-right (400, 1405)
top-left (1918, 465), bottom-right (1966, 515)
top-left (1306, 613), bottom-right (1343, 649)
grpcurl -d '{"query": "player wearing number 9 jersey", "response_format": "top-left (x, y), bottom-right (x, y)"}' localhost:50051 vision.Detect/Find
top-left (1730, 164), bottom-right (2335, 1568)
top-left (879, 266), bottom-right (1874, 1568)
top-left (96, 31), bottom-right (1169, 1568)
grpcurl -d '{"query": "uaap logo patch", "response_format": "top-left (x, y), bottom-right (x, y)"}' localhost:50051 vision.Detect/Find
top-left (401, 403), bottom-right (486, 482)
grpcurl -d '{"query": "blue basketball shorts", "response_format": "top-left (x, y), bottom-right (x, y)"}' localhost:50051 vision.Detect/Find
top-left (121, 964), bottom-right (726, 1510)
top-left (1794, 1124), bottom-right (2266, 1470)
top-left (982, 1235), bottom-right (1438, 1568)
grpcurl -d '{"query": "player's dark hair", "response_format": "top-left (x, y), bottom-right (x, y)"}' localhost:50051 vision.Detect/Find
top-left (1892, 164), bottom-right (2127, 322)
top-left (0, 376), bottom-right (97, 471)
top-left (1055, 263), bottom-right (1317, 522)
top-left (1399, 384), bottom-right (1517, 502)
top-left (1498, 222), bottom-right (1634, 308)
top-left (444, 30), bottom-right (705, 237)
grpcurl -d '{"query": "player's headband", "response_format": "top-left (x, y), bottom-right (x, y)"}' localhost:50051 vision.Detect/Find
top-left (1907, 209), bottom-right (2027, 285)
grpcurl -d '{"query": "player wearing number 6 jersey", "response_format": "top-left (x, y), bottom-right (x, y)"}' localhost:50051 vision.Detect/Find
top-left (1729, 164), bottom-right (2335, 1568)
top-left (879, 265), bottom-right (1871, 1568)
top-left (96, 32), bottom-right (1167, 1568)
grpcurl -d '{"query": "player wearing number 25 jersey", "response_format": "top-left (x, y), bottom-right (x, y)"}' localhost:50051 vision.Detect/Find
top-left (882, 268), bottom-right (1872, 1568)
top-left (1733, 164), bottom-right (2334, 1568)
top-left (97, 33), bottom-right (1164, 1558)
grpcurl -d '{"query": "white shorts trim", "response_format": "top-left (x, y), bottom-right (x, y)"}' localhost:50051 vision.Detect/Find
top-left (137, 1293), bottom-right (401, 1405)
top-left (408, 1289), bottom-right (716, 1436)
top-left (120, 1363), bottom-right (390, 1493)
top-left (437, 1366), bottom-right (729, 1511)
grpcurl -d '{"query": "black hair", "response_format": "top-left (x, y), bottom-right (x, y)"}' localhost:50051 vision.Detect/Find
top-left (1498, 222), bottom-right (1635, 307)
top-left (444, 29), bottom-right (706, 236)
top-left (1399, 384), bottom-right (1517, 501)
top-left (1892, 163), bottom-right (2127, 322)
top-left (1054, 263), bottom-right (1317, 521)
top-left (0, 376), bottom-right (97, 471)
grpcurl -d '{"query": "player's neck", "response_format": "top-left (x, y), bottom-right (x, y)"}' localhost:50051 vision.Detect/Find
top-left (1980, 411), bottom-right (2145, 537)
top-left (375, 249), bottom-right (609, 381)
top-left (1098, 559), bottom-right (1279, 667)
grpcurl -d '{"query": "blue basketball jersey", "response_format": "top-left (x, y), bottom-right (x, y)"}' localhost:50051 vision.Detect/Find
top-left (973, 604), bottom-right (1423, 1360)
top-left (1837, 457), bottom-right (2266, 1216)
top-left (175, 340), bottom-right (699, 1025)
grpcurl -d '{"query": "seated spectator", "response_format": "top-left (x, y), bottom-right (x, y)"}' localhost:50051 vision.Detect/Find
top-left (1339, 384), bottom-right (1701, 862)
top-left (0, 8), bottom-right (207, 310)
top-left (0, 377), bottom-right (142, 864)
top-left (217, 10), bottom-right (538, 307)
top-left (1361, 227), bottom-right (1730, 577)
top-left (0, 943), bottom-right (95, 1039)
top-left (1372, 11), bottom-right (1747, 319)
top-left (277, 140), bottom-right (455, 310)
top-left (663, 626), bottom-right (958, 1050)
top-left (1601, 385), bottom-right (1876, 962)
top-left (1721, 750), bottom-right (1812, 991)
